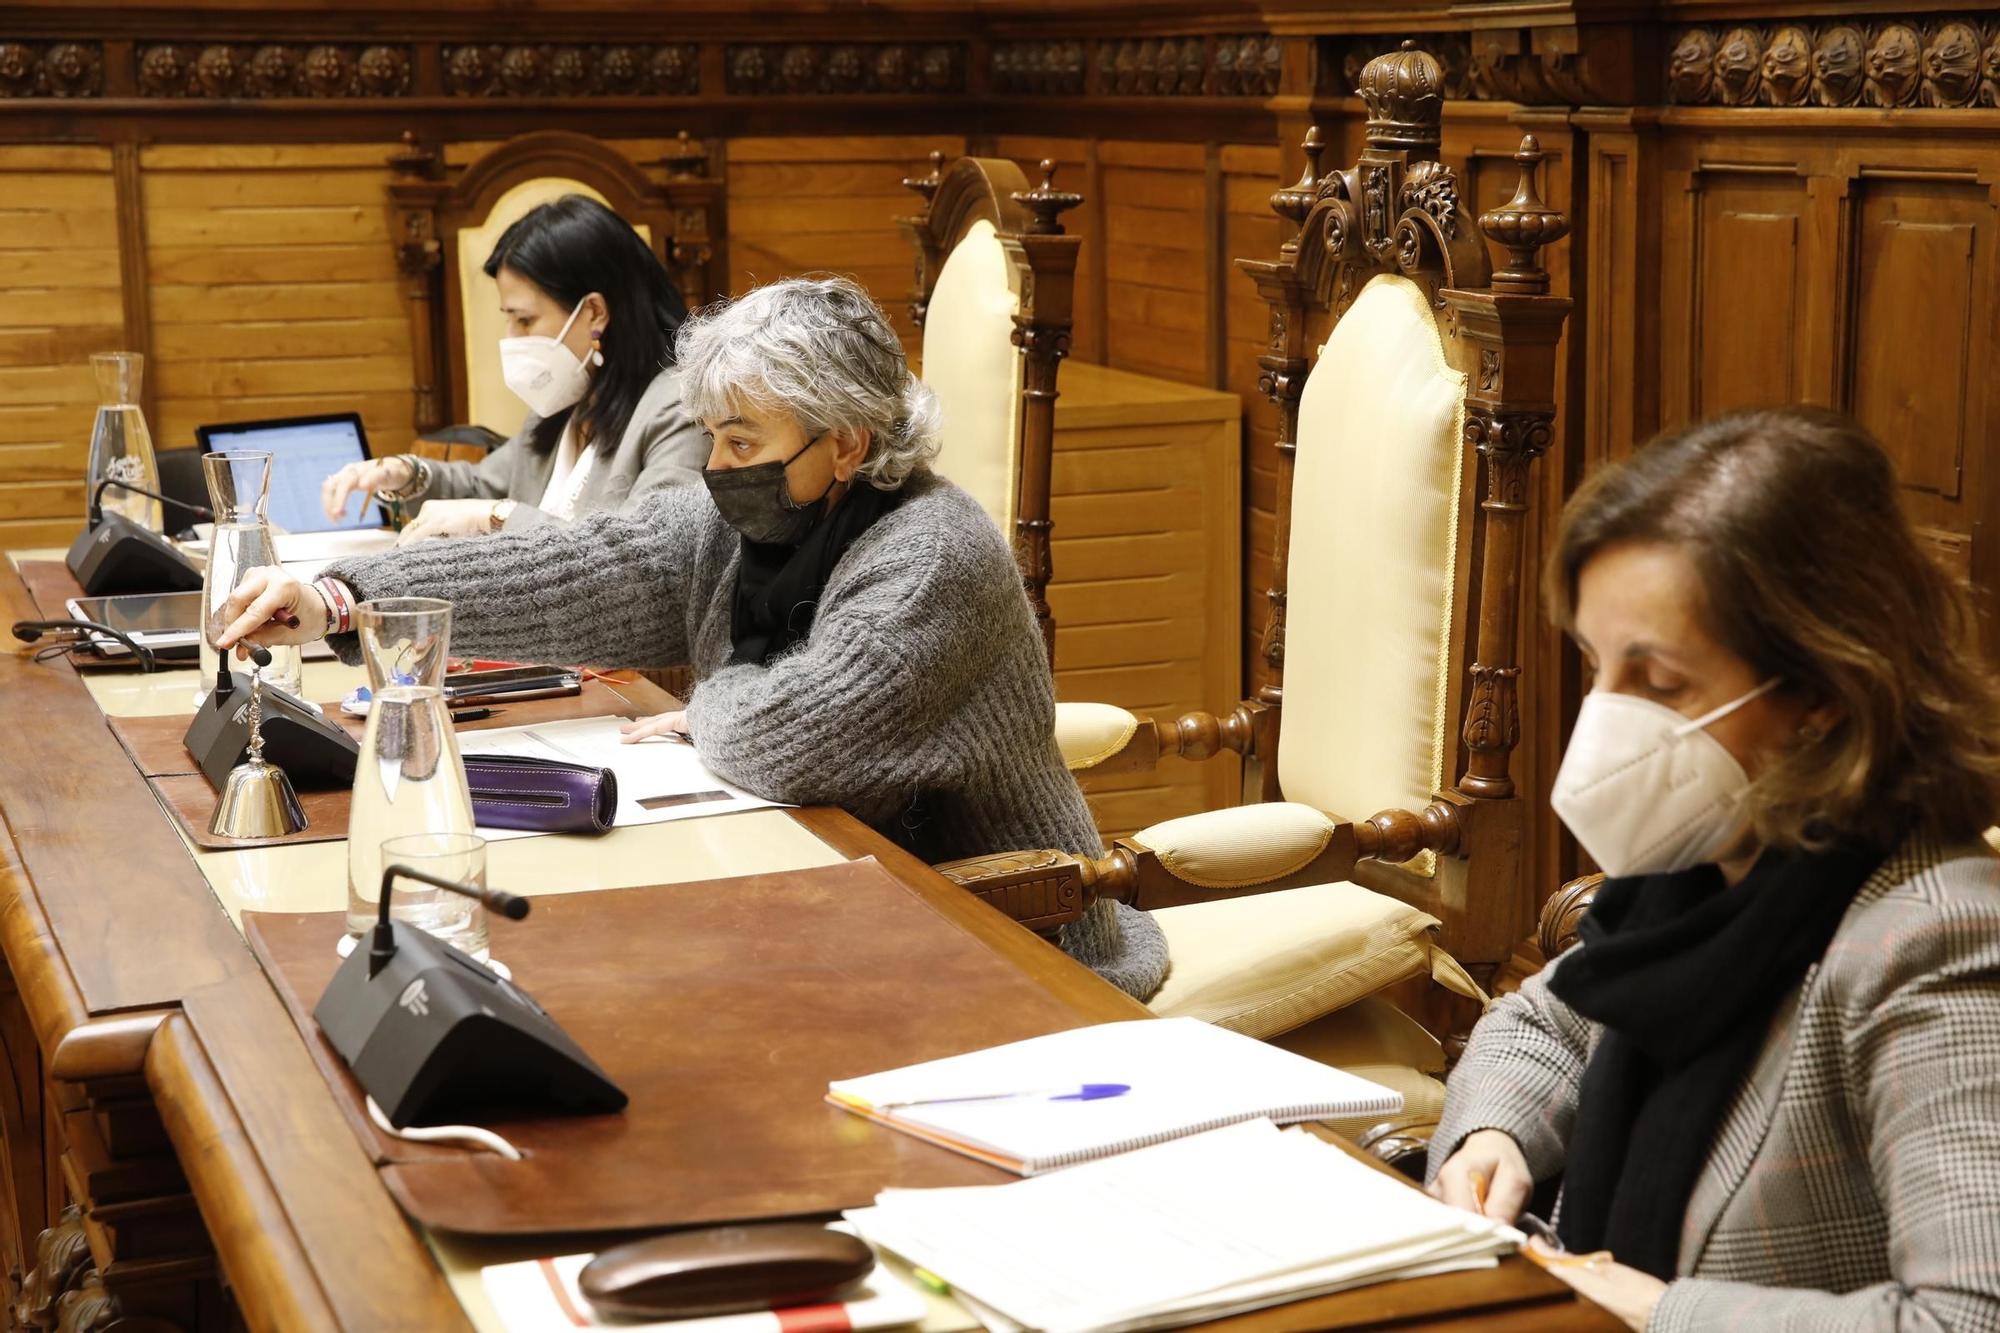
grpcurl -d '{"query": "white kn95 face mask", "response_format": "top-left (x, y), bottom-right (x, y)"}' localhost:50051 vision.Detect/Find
top-left (499, 299), bottom-right (601, 418)
top-left (1550, 678), bottom-right (1780, 879)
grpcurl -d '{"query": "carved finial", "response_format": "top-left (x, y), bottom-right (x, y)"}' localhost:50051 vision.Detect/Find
top-left (1012, 158), bottom-right (1083, 235)
top-left (1357, 42), bottom-right (1444, 153)
top-left (902, 149), bottom-right (947, 205)
top-left (387, 129), bottom-right (439, 180)
top-left (660, 129), bottom-right (708, 179)
top-left (1479, 134), bottom-right (1570, 294)
top-left (1270, 124), bottom-right (1323, 229)
top-left (1301, 124), bottom-right (1325, 184)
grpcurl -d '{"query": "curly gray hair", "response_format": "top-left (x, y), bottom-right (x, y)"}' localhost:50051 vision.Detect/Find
top-left (674, 276), bottom-right (943, 490)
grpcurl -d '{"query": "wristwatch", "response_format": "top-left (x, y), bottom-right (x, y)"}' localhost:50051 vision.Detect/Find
top-left (488, 498), bottom-right (518, 532)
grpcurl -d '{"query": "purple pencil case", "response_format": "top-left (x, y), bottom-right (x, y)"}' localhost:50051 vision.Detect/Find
top-left (464, 754), bottom-right (618, 835)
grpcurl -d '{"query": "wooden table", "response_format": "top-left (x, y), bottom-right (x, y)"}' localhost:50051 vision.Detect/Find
top-left (0, 556), bottom-right (1615, 1332)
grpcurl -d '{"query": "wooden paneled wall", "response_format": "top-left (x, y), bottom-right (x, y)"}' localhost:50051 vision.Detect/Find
top-left (0, 146), bottom-right (122, 548)
top-left (141, 144), bottom-right (416, 469)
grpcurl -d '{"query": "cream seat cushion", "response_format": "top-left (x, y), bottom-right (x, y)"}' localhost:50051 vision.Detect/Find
top-left (1146, 882), bottom-right (1483, 1041)
top-left (1270, 996), bottom-right (1448, 1140)
top-left (1278, 273), bottom-right (1467, 875)
top-left (1054, 701), bottom-right (1140, 771)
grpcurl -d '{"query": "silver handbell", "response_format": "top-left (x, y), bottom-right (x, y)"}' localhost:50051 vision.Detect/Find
top-left (208, 646), bottom-right (308, 839)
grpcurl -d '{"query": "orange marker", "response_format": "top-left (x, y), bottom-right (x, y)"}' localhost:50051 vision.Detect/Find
top-left (1469, 1169), bottom-right (1489, 1216)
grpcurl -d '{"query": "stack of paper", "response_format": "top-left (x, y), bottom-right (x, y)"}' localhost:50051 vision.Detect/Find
top-left (847, 1119), bottom-right (1520, 1333)
top-left (828, 1016), bottom-right (1403, 1175)
top-left (455, 715), bottom-right (785, 840)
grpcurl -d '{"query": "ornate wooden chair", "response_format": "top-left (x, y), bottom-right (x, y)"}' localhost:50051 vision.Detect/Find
top-left (385, 129), bottom-right (723, 442)
top-left (898, 154), bottom-right (1169, 779)
top-left (940, 45), bottom-right (1572, 1137)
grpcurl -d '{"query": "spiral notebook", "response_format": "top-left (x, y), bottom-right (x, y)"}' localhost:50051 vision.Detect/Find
top-left (827, 1017), bottom-right (1402, 1175)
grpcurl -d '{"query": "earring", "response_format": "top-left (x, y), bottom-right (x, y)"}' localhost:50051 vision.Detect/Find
top-left (588, 332), bottom-right (605, 368)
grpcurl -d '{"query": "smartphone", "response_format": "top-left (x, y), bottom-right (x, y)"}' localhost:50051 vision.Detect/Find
top-left (441, 664), bottom-right (583, 705)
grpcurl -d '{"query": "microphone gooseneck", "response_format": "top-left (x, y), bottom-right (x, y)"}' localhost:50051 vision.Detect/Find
top-left (89, 477), bottom-right (213, 527)
top-left (372, 864), bottom-right (531, 978)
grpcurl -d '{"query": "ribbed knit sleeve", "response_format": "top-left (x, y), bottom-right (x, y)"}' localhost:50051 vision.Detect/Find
top-left (319, 485), bottom-right (713, 668)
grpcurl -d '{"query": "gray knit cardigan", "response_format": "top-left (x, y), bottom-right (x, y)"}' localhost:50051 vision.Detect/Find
top-left (322, 470), bottom-right (1169, 999)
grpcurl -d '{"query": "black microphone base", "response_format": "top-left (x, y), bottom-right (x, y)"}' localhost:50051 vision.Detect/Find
top-left (67, 513), bottom-right (203, 596)
top-left (314, 921), bottom-right (627, 1129)
top-left (183, 670), bottom-right (361, 789)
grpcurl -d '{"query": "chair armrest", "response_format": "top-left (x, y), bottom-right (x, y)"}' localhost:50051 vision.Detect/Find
top-left (1126, 804), bottom-right (1361, 909)
top-left (1538, 873), bottom-right (1603, 958)
top-left (1356, 1117), bottom-right (1437, 1183)
top-left (934, 846), bottom-right (1139, 934)
top-left (1055, 702), bottom-right (1151, 775)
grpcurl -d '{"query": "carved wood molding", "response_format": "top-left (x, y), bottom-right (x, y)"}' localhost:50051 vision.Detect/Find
top-left (442, 43), bottom-right (697, 98)
top-left (0, 41), bottom-right (100, 98)
top-left (725, 43), bottom-right (962, 96)
top-left (991, 33), bottom-right (1285, 97)
top-left (133, 42), bottom-right (411, 98)
top-left (1667, 16), bottom-right (1992, 108)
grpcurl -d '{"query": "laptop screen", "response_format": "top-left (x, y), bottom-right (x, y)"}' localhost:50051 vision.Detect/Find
top-left (196, 414), bottom-right (388, 534)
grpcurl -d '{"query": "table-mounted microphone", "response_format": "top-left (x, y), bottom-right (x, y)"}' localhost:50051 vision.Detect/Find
top-left (185, 641), bottom-right (359, 790)
top-left (67, 476), bottom-right (208, 596)
top-left (313, 865), bottom-right (627, 1129)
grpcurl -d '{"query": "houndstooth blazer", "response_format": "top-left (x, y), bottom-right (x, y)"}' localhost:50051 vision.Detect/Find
top-left (1427, 836), bottom-right (2000, 1332)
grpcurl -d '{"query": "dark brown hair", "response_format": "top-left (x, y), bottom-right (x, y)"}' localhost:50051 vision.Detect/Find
top-left (1547, 406), bottom-right (2000, 852)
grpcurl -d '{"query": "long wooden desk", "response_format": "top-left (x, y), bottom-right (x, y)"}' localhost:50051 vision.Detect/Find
top-left (0, 555), bottom-right (1614, 1332)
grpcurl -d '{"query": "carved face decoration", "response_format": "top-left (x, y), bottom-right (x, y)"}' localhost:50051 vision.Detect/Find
top-left (0, 43), bottom-right (35, 96)
top-left (1924, 22), bottom-right (1981, 107)
top-left (1866, 24), bottom-right (1922, 107)
top-left (1982, 32), bottom-right (2000, 104)
top-left (1715, 27), bottom-right (1764, 105)
top-left (1668, 28), bottom-right (1717, 103)
top-left (1812, 25), bottom-right (1865, 105)
top-left (1761, 26), bottom-right (1811, 105)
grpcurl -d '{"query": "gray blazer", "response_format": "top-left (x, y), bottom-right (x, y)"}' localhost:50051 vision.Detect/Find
top-left (1429, 836), bottom-right (2000, 1331)
top-left (407, 367), bottom-right (705, 531)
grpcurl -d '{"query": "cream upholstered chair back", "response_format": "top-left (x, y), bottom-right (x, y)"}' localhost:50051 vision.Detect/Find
top-left (920, 218), bottom-right (1026, 534)
top-left (386, 129), bottom-right (722, 439)
top-left (1277, 274), bottom-right (1473, 876)
top-left (900, 154), bottom-right (1081, 658)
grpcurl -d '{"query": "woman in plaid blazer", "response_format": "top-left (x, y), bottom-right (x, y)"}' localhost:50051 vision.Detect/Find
top-left (1427, 408), bottom-right (2000, 1331)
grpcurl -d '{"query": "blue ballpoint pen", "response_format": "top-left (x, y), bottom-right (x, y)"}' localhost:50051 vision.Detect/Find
top-left (873, 1083), bottom-right (1131, 1110)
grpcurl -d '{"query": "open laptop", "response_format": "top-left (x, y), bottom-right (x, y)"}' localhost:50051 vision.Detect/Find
top-left (195, 412), bottom-right (398, 565)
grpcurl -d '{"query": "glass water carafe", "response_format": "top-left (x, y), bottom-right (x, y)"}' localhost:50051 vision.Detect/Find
top-left (199, 450), bottom-right (304, 702)
top-left (85, 352), bottom-right (163, 530)
top-left (346, 597), bottom-right (482, 953)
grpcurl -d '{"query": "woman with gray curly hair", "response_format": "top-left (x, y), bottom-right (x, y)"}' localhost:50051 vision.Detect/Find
top-left (217, 276), bottom-right (1168, 999)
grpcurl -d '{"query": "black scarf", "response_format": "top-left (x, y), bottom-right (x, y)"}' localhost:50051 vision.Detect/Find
top-left (1547, 840), bottom-right (1882, 1277)
top-left (727, 481), bottom-right (901, 666)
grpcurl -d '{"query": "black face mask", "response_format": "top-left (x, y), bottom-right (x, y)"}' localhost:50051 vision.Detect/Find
top-left (702, 434), bottom-right (833, 546)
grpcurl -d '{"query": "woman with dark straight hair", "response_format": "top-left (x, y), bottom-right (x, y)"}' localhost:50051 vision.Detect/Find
top-left (321, 194), bottom-right (705, 540)
top-left (1427, 406), bottom-right (2000, 1330)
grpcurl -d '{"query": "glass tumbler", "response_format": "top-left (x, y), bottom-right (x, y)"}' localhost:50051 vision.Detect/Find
top-left (377, 831), bottom-right (489, 958)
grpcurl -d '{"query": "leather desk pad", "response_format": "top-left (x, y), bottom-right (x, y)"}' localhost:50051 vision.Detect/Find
top-left (120, 679), bottom-right (646, 850)
top-left (243, 858), bottom-right (1092, 1236)
top-left (18, 559), bottom-right (334, 669)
